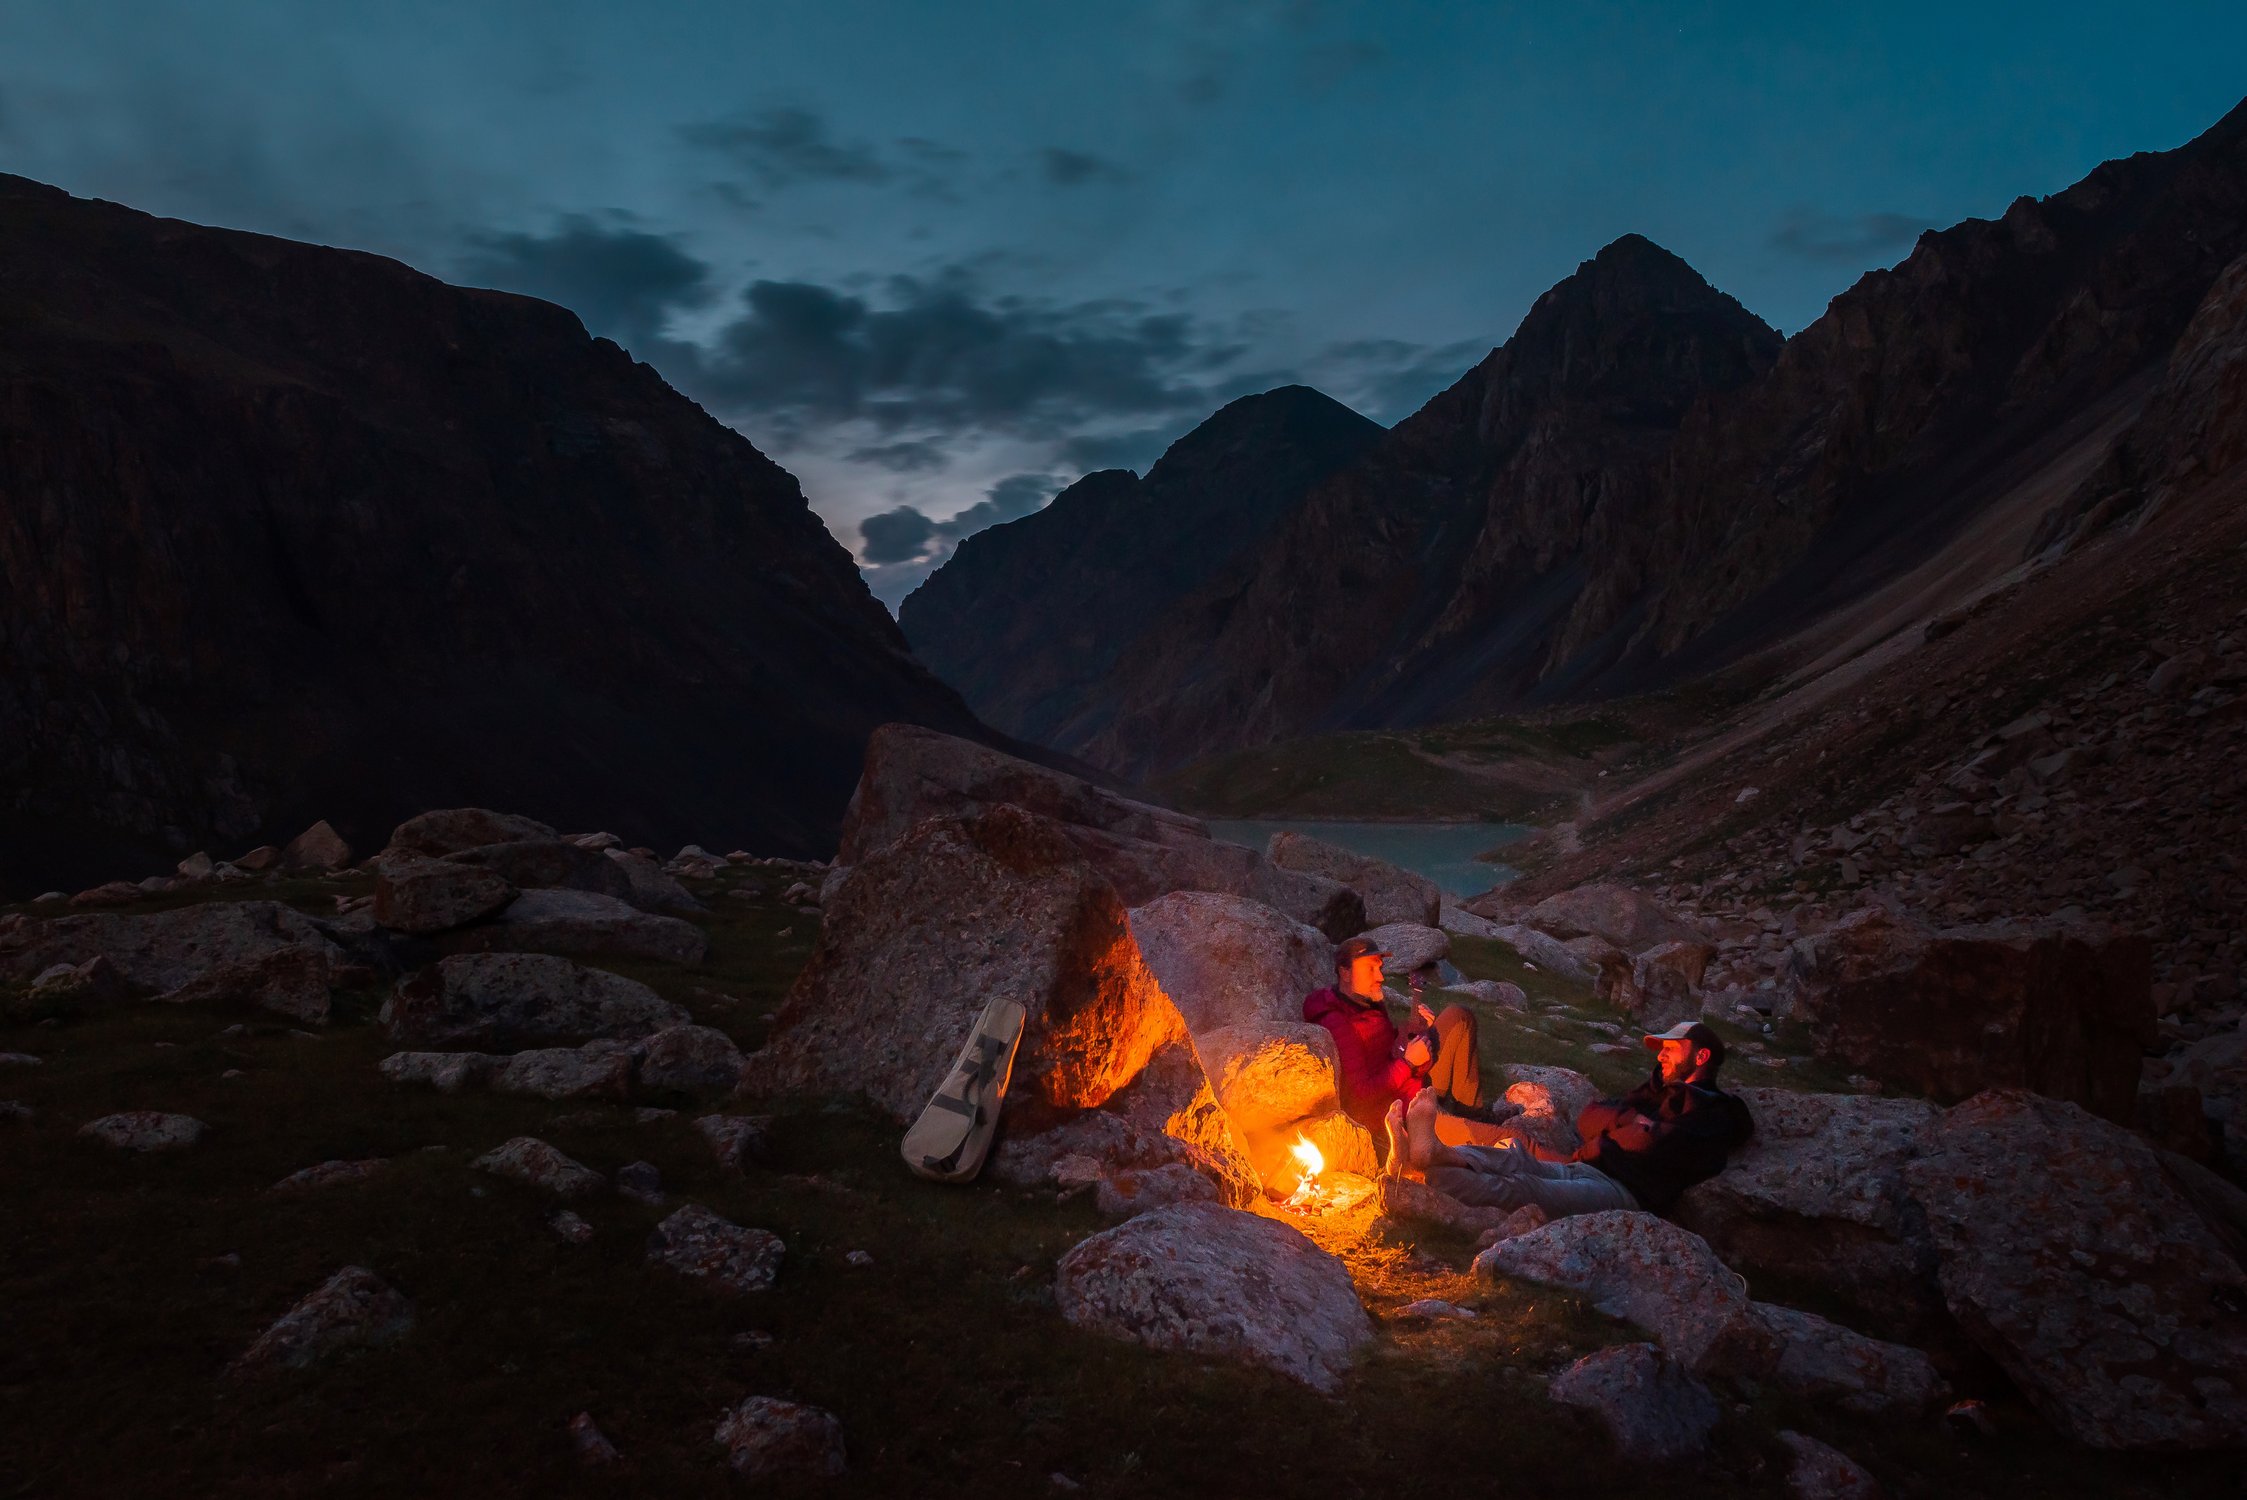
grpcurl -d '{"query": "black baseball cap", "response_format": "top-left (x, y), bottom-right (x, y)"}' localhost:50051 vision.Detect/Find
top-left (1642, 1020), bottom-right (1725, 1064)
top-left (1334, 936), bottom-right (1390, 965)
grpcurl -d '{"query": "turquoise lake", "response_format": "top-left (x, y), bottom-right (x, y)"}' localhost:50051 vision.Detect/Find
top-left (1205, 819), bottom-right (1529, 897)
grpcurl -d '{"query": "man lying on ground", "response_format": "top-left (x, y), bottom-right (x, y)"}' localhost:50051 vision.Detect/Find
top-left (1303, 936), bottom-right (1520, 1155)
top-left (1383, 1020), bottom-right (1753, 1218)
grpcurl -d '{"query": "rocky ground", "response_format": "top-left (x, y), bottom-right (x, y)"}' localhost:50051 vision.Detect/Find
top-left (6, 766), bottom-right (2246, 1497)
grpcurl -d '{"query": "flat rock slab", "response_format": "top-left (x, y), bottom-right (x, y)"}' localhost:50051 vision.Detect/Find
top-left (713, 1396), bottom-right (845, 1480)
top-left (78, 1111), bottom-right (206, 1152)
top-left (388, 807), bottom-right (557, 857)
top-left (231, 1266), bottom-right (413, 1376)
top-left (1902, 1088), bottom-right (2247, 1450)
top-left (695, 1114), bottom-right (772, 1174)
top-left (381, 952), bottom-right (688, 1049)
top-left (380, 1051), bottom-right (501, 1092)
top-left (451, 889), bottom-right (709, 965)
top-left (1548, 1342), bottom-right (1721, 1461)
top-left (373, 854), bottom-right (515, 935)
top-left (270, 1159), bottom-right (390, 1194)
top-left (1475, 1210), bottom-right (1747, 1371)
top-left (471, 1136), bottom-right (606, 1198)
top-left (636, 1023), bottom-right (745, 1094)
top-left (492, 1045), bottom-right (634, 1101)
top-left (1054, 1201), bottom-right (1372, 1393)
top-left (647, 1205), bottom-right (785, 1294)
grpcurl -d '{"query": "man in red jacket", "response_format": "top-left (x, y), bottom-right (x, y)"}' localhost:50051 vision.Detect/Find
top-left (1302, 936), bottom-right (1516, 1152)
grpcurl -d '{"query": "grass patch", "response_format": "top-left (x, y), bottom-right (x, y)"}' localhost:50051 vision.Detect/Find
top-left (1152, 733), bottom-right (1565, 822)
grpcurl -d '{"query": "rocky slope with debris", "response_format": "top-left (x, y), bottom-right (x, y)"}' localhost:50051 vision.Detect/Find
top-left (0, 173), bottom-right (986, 896)
top-left (900, 385), bottom-right (1384, 748)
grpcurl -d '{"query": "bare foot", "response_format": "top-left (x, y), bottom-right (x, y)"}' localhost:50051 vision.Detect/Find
top-left (1382, 1100), bottom-right (1409, 1178)
top-left (1405, 1087), bottom-right (1443, 1170)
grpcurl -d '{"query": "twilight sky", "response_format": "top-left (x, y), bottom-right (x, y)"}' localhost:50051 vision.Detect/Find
top-left (4, 2), bottom-right (2242, 605)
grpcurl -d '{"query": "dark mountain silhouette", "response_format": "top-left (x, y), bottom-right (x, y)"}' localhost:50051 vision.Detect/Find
top-left (898, 384), bottom-right (1384, 748)
top-left (0, 174), bottom-right (991, 892)
top-left (909, 96), bottom-right (2247, 778)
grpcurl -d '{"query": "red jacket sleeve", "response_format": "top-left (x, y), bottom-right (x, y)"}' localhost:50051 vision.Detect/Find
top-left (1304, 987), bottom-right (1419, 1117)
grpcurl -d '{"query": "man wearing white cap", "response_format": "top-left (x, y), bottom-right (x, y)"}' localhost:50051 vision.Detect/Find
top-left (1390, 1019), bottom-right (1753, 1218)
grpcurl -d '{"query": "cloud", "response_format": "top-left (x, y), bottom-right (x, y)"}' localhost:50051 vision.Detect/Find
top-left (456, 215), bottom-right (714, 344)
top-left (854, 470), bottom-right (1062, 571)
top-left (1039, 147), bottom-right (1130, 187)
top-left (676, 106), bottom-right (891, 188)
top-left (671, 267), bottom-right (1238, 442)
top-left (1769, 207), bottom-right (1934, 263)
top-left (847, 437), bottom-right (951, 473)
top-left (1312, 335), bottom-right (1488, 423)
top-left (857, 505), bottom-right (940, 565)
top-left (1057, 426), bottom-right (1177, 473)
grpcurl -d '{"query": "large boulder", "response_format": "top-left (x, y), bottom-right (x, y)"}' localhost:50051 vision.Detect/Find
top-left (636, 1024), bottom-right (747, 1094)
top-left (389, 808), bottom-right (558, 857)
top-left (748, 805), bottom-right (1191, 1123)
top-left (1547, 1343), bottom-right (1721, 1461)
top-left (1474, 1211), bottom-right (1750, 1371)
top-left (0, 900), bottom-right (345, 996)
top-left (2158, 1029), bottom-right (2247, 1162)
top-left (279, 820), bottom-right (353, 873)
top-left (1193, 1021), bottom-right (1339, 1132)
top-left (837, 722), bottom-right (1207, 864)
top-left (1630, 940), bottom-right (1714, 1031)
top-left (603, 850), bottom-right (705, 917)
top-left (713, 1397), bottom-right (845, 1481)
top-left (1780, 907), bottom-right (2153, 1122)
top-left (1054, 1201), bottom-right (1372, 1393)
top-left (1129, 892), bottom-right (1331, 1036)
top-left (373, 855), bottom-right (516, 935)
top-left (153, 943), bottom-right (336, 1024)
top-left (1739, 1303), bottom-right (1948, 1417)
top-left (1484, 924), bottom-right (1598, 987)
top-left (1522, 884), bottom-right (1699, 955)
top-left (1266, 832), bottom-right (1440, 927)
top-left (490, 1045), bottom-right (634, 1101)
top-left (1900, 1089), bottom-right (2247, 1450)
top-left (1672, 1089), bottom-right (1946, 1342)
top-left (834, 724), bottom-right (1364, 939)
top-left (445, 889), bottom-right (709, 966)
top-left (380, 953), bottom-right (688, 1049)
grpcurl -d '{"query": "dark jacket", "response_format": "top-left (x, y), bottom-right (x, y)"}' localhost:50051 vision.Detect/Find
top-left (1302, 985), bottom-right (1422, 1132)
top-left (1574, 1068), bottom-right (1753, 1212)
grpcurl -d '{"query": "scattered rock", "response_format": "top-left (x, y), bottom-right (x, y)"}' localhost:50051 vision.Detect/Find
top-left (379, 1051), bottom-right (502, 1092)
top-left (372, 855), bottom-right (516, 935)
top-left (230, 1267), bottom-right (413, 1376)
top-left (0, 1050), bottom-right (44, 1067)
top-left (1630, 939), bottom-right (1714, 1029)
top-left (615, 1160), bottom-right (665, 1205)
top-left (1548, 1343), bottom-right (1721, 1461)
top-left (1355, 922), bottom-right (1448, 975)
top-left (491, 1045), bottom-right (634, 1101)
top-left (380, 952), bottom-right (688, 1049)
top-left (1451, 978), bottom-right (1528, 1011)
top-left (1499, 1064), bottom-right (1600, 1157)
top-left (712, 1396), bottom-right (845, 1481)
top-left (279, 820), bottom-right (353, 873)
top-left (1733, 1302), bottom-right (1948, 1416)
top-left (1396, 1299), bottom-right (1478, 1321)
top-left (388, 808), bottom-right (557, 858)
top-left (233, 845), bottom-right (281, 872)
top-left (1902, 1089), bottom-right (2247, 1449)
top-left (2, 901), bottom-right (344, 998)
top-left (603, 849), bottom-right (705, 917)
top-left (1094, 1161), bottom-right (1222, 1218)
top-left (155, 944), bottom-right (336, 1024)
top-left (0, 1101), bottom-right (32, 1125)
top-left (636, 1023), bottom-right (746, 1094)
top-left (269, 1159), bottom-right (390, 1194)
top-left (470, 1136), bottom-right (606, 1198)
top-left (695, 1113), bottom-right (772, 1174)
top-left (449, 889), bottom-right (710, 965)
top-left (1523, 884), bottom-right (1699, 955)
top-left (1478, 923), bottom-right (1599, 986)
top-left (1475, 1211), bottom-right (1748, 1371)
top-left (1129, 890), bottom-right (1332, 1036)
top-left (77, 1111), bottom-right (206, 1152)
top-left (550, 1210), bottom-right (596, 1244)
top-left (1266, 832), bottom-right (1440, 926)
top-left (568, 1411), bottom-right (621, 1466)
top-left (1777, 1431), bottom-right (1882, 1499)
top-left (1054, 1201), bottom-right (1372, 1392)
top-left (647, 1205), bottom-right (785, 1294)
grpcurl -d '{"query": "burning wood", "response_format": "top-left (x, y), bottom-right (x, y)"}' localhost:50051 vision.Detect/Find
top-left (1283, 1134), bottom-right (1329, 1211)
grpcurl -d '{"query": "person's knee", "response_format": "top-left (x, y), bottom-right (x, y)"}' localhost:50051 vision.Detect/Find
top-left (1435, 1004), bottom-right (1476, 1032)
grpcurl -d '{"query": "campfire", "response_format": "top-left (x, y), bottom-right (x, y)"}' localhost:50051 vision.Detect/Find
top-left (1279, 1133), bottom-right (1373, 1215)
